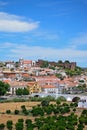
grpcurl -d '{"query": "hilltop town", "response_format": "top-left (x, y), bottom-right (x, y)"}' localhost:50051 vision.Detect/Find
top-left (0, 58), bottom-right (87, 96)
top-left (0, 59), bottom-right (87, 130)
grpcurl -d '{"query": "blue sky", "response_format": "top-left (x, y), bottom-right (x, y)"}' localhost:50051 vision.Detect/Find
top-left (0, 0), bottom-right (87, 67)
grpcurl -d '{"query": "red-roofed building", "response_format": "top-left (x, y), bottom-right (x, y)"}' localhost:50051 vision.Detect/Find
top-left (19, 59), bottom-right (36, 69)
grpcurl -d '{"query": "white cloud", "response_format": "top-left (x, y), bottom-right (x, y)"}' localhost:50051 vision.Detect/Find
top-left (11, 45), bottom-right (87, 59)
top-left (70, 33), bottom-right (87, 48)
top-left (0, 12), bottom-right (22, 20)
top-left (0, 12), bottom-right (39, 32)
top-left (0, 42), bottom-right (15, 48)
top-left (33, 31), bottom-right (59, 40)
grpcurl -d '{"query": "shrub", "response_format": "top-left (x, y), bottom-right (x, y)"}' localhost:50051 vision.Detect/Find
top-left (6, 110), bottom-right (11, 114)
top-left (15, 122), bottom-right (23, 130)
top-left (18, 119), bottom-right (24, 123)
top-left (14, 110), bottom-right (19, 115)
top-left (0, 123), bottom-right (5, 130)
top-left (56, 99), bottom-right (61, 105)
top-left (21, 105), bottom-right (26, 109)
top-left (6, 120), bottom-right (13, 130)
top-left (41, 100), bottom-right (50, 107)
top-left (25, 119), bottom-right (33, 129)
top-left (23, 110), bottom-right (29, 115)
top-left (58, 96), bottom-right (66, 101)
top-left (72, 97), bottom-right (80, 102)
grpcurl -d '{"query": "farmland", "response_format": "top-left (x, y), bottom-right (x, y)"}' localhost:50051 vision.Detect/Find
top-left (0, 100), bottom-right (87, 130)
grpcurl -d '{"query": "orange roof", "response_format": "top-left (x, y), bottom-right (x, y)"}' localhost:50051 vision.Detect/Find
top-left (22, 73), bottom-right (30, 77)
top-left (23, 60), bottom-right (32, 64)
top-left (3, 80), bottom-right (10, 83)
top-left (42, 85), bottom-right (55, 88)
top-left (10, 81), bottom-right (27, 87)
top-left (27, 82), bottom-right (37, 86)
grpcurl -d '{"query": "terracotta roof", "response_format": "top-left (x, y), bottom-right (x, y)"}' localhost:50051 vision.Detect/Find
top-left (3, 79), bottom-right (10, 83)
top-left (22, 73), bottom-right (30, 77)
top-left (23, 60), bottom-right (32, 64)
top-left (9, 81), bottom-right (27, 87)
top-left (42, 85), bottom-right (55, 88)
top-left (27, 82), bottom-right (37, 86)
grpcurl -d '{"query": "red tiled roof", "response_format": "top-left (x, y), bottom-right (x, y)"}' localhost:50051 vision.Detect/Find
top-left (42, 85), bottom-right (55, 88)
top-left (3, 80), bottom-right (10, 83)
top-left (27, 82), bottom-right (37, 86)
top-left (23, 60), bottom-right (32, 64)
top-left (22, 73), bottom-right (30, 77)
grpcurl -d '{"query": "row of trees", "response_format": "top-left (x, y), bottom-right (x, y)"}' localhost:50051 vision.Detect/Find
top-left (0, 118), bottom-right (33, 130)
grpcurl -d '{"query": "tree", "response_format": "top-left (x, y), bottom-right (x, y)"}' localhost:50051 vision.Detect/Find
top-left (21, 105), bottom-right (26, 110)
top-left (16, 88), bottom-right (23, 96)
top-left (0, 81), bottom-right (10, 96)
top-left (56, 99), bottom-right (61, 106)
top-left (58, 60), bottom-right (63, 64)
top-left (16, 88), bottom-right (29, 95)
top-left (77, 123), bottom-right (84, 130)
top-left (65, 60), bottom-right (70, 63)
top-left (31, 106), bottom-right (44, 116)
top-left (14, 109), bottom-right (19, 115)
top-left (6, 120), bottom-right (13, 130)
top-left (44, 106), bottom-right (53, 115)
top-left (58, 126), bottom-right (65, 130)
top-left (40, 61), bottom-right (49, 68)
top-left (23, 88), bottom-right (29, 95)
top-left (25, 119), bottom-right (33, 129)
top-left (41, 100), bottom-right (50, 107)
top-left (57, 96), bottom-right (66, 102)
top-left (55, 73), bottom-right (64, 80)
top-left (6, 110), bottom-right (11, 114)
top-left (15, 122), bottom-right (23, 130)
top-left (21, 105), bottom-right (29, 115)
top-left (72, 97), bottom-right (80, 102)
top-left (0, 123), bottom-right (5, 130)
top-left (73, 108), bottom-right (76, 112)
top-left (18, 119), bottom-right (24, 123)
top-left (15, 62), bottom-right (19, 68)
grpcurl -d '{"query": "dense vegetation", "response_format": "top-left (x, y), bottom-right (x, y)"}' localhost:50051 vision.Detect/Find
top-left (16, 88), bottom-right (29, 95)
top-left (0, 81), bottom-right (10, 96)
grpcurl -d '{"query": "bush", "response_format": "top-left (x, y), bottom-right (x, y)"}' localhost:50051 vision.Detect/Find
top-left (0, 123), bottom-right (5, 130)
top-left (14, 110), bottom-right (19, 115)
top-left (23, 110), bottom-right (29, 115)
top-left (21, 105), bottom-right (26, 109)
top-left (77, 123), bottom-right (84, 130)
top-left (41, 100), bottom-right (50, 107)
top-left (15, 122), bottom-right (23, 130)
top-left (18, 119), bottom-right (24, 123)
top-left (56, 99), bottom-right (61, 105)
top-left (25, 119), bottom-right (33, 129)
top-left (73, 108), bottom-right (76, 112)
top-left (57, 96), bottom-right (66, 102)
top-left (13, 98), bottom-right (27, 102)
top-left (72, 97), bottom-right (80, 102)
top-left (6, 110), bottom-right (11, 114)
top-left (31, 107), bottom-right (44, 116)
top-left (6, 120), bottom-right (13, 130)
